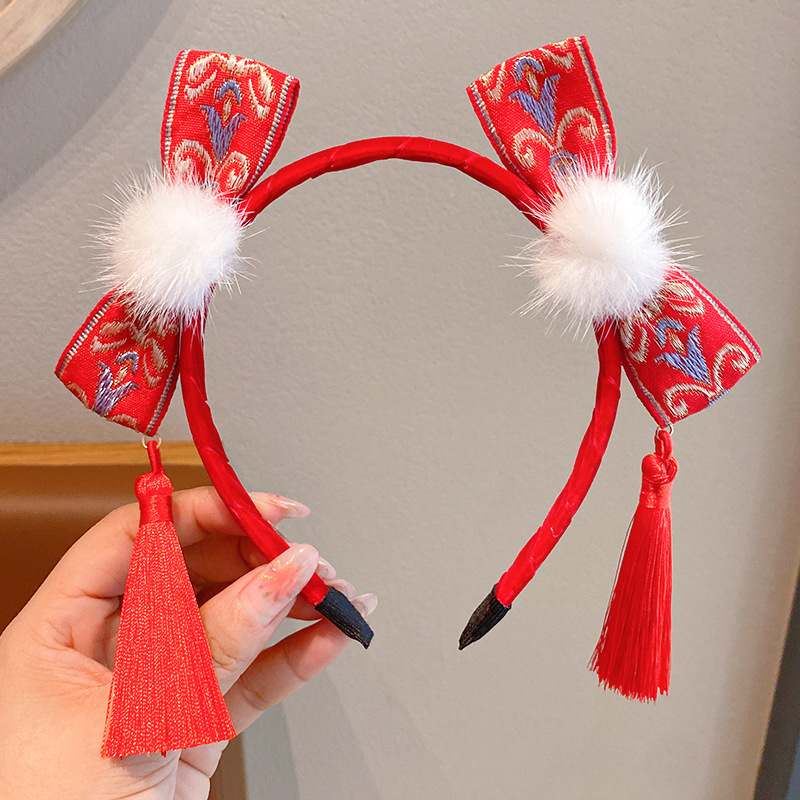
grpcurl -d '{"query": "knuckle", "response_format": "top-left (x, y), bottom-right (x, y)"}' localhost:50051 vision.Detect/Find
top-left (236, 669), bottom-right (277, 713)
top-left (208, 633), bottom-right (242, 676)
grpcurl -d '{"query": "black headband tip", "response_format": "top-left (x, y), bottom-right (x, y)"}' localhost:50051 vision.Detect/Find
top-left (459, 586), bottom-right (511, 650)
top-left (316, 586), bottom-right (374, 648)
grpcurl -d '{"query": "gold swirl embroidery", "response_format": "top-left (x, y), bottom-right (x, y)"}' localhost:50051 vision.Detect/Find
top-left (662, 343), bottom-right (753, 419)
top-left (476, 61), bottom-right (509, 104)
top-left (511, 107), bottom-right (598, 172)
top-left (217, 150), bottom-right (250, 195)
top-left (184, 52), bottom-right (275, 120)
top-left (556, 107), bottom-right (598, 146)
top-left (512, 128), bottom-right (550, 170)
top-left (539, 40), bottom-right (576, 70)
top-left (619, 274), bottom-right (706, 364)
top-left (91, 319), bottom-right (178, 390)
top-left (170, 140), bottom-right (215, 183)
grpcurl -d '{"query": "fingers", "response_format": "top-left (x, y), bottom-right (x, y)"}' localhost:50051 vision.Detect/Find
top-left (199, 544), bottom-right (320, 694)
top-left (37, 488), bottom-right (307, 604)
top-left (197, 543), bottom-right (377, 724)
top-left (181, 492), bottom-right (309, 589)
top-left (224, 593), bottom-right (378, 733)
top-left (285, 550), bottom-right (359, 622)
top-left (21, 488), bottom-right (310, 659)
top-left (225, 622), bottom-right (351, 730)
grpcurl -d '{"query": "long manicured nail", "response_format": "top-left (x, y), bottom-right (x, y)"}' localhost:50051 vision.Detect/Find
top-left (352, 593), bottom-right (378, 617)
top-left (330, 578), bottom-right (357, 600)
top-left (268, 495), bottom-right (311, 519)
top-left (242, 542), bottom-right (267, 569)
top-left (242, 544), bottom-right (318, 625)
top-left (316, 555), bottom-right (336, 580)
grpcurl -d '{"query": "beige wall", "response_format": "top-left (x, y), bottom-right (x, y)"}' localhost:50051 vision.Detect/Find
top-left (1, 1), bottom-right (798, 798)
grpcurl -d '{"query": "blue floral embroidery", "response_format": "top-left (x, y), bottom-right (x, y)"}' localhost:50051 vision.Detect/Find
top-left (201, 80), bottom-right (247, 161)
top-left (509, 59), bottom-right (559, 138)
top-left (216, 79), bottom-right (242, 105)
top-left (655, 321), bottom-right (711, 385)
top-left (93, 361), bottom-right (139, 416)
top-left (116, 351), bottom-right (140, 373)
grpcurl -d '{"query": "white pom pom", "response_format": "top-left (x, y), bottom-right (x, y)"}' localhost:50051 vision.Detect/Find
top-left (99, 173), bottom-right (245, 324)
top-left (521, 166), bottom-right (675, 324)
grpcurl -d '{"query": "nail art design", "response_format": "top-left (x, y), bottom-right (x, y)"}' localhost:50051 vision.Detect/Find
top-left (259, 544), bottom-right (317, 605)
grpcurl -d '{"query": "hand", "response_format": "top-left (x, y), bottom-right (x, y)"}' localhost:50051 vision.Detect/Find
top-left (0, 487), bottom-right (376, 799)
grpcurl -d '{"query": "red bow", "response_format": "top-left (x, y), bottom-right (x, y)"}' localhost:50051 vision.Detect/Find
top-left (468, 36), bottom-right (760, 424)
top-left (55, 50), bottom-right (299, 434)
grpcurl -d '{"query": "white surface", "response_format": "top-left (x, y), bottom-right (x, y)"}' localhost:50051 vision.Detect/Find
top-left (0, 2), bottom-right (797, 799)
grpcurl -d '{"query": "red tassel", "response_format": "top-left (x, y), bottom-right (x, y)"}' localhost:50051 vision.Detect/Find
top-left (589, 428), bottom-right (677, 702)
top-left (102, 440), bottom-right (235, 758)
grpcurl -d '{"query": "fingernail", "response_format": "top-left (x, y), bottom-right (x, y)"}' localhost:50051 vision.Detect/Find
top-left (268, 495), bottom-right (311, 519)
top-left (243, 544), bottom-right (318, 624)
top-left (316, 556), bottom-right (336, 580)
top-left (330, 578), bottom-right (357, 600)
top-left (241, 539), bottom-right (268, 569)
top-left (352, 593), bottom-right (378, 617)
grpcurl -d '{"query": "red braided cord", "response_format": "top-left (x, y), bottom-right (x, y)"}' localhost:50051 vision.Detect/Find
top-left (239, 137), bottom-right (544, 226)
top-left (180, 320), bottom-right (329, 605)
top-left (180, 136), bottom-right (623, 613)
top-left (495, 324), bottom-right (623, 606)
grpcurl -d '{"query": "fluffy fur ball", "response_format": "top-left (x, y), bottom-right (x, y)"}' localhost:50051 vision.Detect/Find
top-left (521, 167), bottom-right (675, 324)
top-left (100, 174), bottom-right (245, 324)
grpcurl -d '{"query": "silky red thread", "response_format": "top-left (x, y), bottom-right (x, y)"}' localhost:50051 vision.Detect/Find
top-left (589, 428), bottom-right (677, 701)
top-left (102, 454), bottom-right (235, 757)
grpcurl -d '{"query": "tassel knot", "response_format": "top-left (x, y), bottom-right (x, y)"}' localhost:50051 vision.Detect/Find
top-left (136, 470), bottom-right (174, 524)
top-left (640, 430), bottom-right (677, 508)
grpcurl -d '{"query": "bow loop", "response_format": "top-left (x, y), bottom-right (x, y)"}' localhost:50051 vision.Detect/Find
top-left (618, 267), bottom-right (761, 425)
top-left (468, 36), bottom-right (616, 202)
top-left (163, 50), bottom-right (299, 195)
top-left (57, 51), bottom-right (299, 434)
top-left (56, 291), bottom-right (180, 435)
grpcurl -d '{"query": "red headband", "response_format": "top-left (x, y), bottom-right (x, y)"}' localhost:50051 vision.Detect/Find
top-left (56, 37), bottom-right (760, 757)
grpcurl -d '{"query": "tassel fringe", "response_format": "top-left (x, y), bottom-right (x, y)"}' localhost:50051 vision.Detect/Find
top-left (102, 440), bottom-right (235, 757)
top-left (589, 428), bottom-right (677, 702)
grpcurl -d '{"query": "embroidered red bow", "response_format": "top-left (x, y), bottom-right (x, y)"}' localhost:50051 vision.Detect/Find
top-left (55, 50), bottom-right (299, 434)
top-left (468, 36), bottom-right (761, 422)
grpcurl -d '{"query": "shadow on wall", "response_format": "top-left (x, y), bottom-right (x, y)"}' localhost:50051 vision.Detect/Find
top-left (243, 667), bottom-right (460, 799)
top-left (0, 0), bottom-right (173, 202)
top-left (752, 257), bottom-right (800, 800)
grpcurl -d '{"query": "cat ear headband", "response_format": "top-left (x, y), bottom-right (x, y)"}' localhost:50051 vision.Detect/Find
top-left (56, 37), bottom-right (760, 758)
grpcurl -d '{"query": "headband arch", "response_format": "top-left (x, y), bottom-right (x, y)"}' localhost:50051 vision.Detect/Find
top-left (55, 38), bottom-right (760, 757)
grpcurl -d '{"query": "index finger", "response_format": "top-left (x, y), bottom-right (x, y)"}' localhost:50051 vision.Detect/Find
top-left (30, 487), bottom-right (299, 611)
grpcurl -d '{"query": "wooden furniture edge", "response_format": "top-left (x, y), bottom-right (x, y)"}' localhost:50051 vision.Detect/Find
top-left (0, 441), bottom-right (202, 467)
